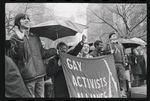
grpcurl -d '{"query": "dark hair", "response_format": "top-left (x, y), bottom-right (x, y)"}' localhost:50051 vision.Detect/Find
top-left (14, 13), bottom-right (30, 28)
top-left (57, 42), bottom-right (67, 50)
top-left (94, 40), bottom-right (102, 48)
top-left (109, 33), bottom-right (116, 39)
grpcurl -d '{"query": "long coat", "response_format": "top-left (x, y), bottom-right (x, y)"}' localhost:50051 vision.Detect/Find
top-left (46, 42), bottom-right (83, 98)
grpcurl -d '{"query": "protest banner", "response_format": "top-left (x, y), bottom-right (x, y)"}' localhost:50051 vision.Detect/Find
top-left (59, 52), bottom-right (120, 98)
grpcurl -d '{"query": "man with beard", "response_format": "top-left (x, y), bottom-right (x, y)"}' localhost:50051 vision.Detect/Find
top-left (90, 40), bottom-right (111, 57)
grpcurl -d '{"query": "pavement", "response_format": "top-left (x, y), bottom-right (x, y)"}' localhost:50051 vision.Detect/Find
top-left (130, 84), bottom-right (147, 98)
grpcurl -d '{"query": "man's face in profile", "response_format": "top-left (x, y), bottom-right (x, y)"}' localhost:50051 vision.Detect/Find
top-left (96, 42), bottom-right (103, 51)
top-left (59, 45), bottom-right (68, 53)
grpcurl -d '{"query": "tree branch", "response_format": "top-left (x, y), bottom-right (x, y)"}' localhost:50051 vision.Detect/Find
top-left (114, 22), bottom-right (124, 36)
top-left (88, 21), bottom-right (104, 24)
top-left (88, 8), bottom-right (119, 33)
top-left (24, 3), bottom-right (29, 13)
top-left (125, 4), bottom-right (136, 14)
top-left (114, 5), bottom-right (130, 33)
top-left (130, 14), bottom-right (147, 32)
top-left (126, 11), bottom-right (134, 19)
top-left (106, 5), bottom-right (130, 32)
top-left (137, 34), bottom-right (147, 38)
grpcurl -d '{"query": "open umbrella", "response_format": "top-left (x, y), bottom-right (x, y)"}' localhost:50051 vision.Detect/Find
top-left (118, 38), bottom-right (142, 48)
top-left (113, 38), bottom-right (142, 48)
top-left (130, 37), bottom-right (147, 46)
top-left (30, 20), bottom-right (88, 41)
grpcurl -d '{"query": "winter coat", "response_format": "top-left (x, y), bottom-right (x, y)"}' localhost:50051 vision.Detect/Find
top-left (46, 42), bottom-right (83, 98)
top-left (9, 32), bottom-right (57, 82)
top-left (130, 54), bottom-right (142, 75)
top-left (138, 55), bottom-right (146, 78)
top-left (5, 55), bottom-right (31, 97)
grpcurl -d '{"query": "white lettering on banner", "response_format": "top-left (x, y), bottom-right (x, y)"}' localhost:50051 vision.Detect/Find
top-left (76, 61), bottom-right (82, 71)
top-left (73, 60), bottom-right (78, 71)
top-left (81, 77), bottom-right (87, 88)
top-left (66, 58), bottom-right (82, 72)
top-left (99, 78), bottom-right (104, 87)
top-left (77, 92), bottom-right (108, 98)
top-left (72, 75), bottom-right (78, 86)
top-left (89, 79), bottom-right (94, 89)
top-left (103, 77), bottom-right (107, 87)
top-left (96, 79), bottom-right (101, 88)
top-left (87, 78), bottom-right (91, 88)
top-left (72, 75), bottom-right (108, 89)
top-left (77, 76), bottom-right (82, 87)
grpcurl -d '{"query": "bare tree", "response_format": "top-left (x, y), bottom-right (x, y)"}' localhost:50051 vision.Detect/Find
top-left (87, 4), bottom-right (147, 39)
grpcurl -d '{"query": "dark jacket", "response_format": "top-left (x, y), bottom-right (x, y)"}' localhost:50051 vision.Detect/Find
top-left (138, 55), bottom-right (146, 77)
top-left (130, 53), bottom-right (142, 75)
top-left (46, 42), bottom-right (83, 98)
top-left (5, 55), bottom-right (31, 97)
top-left (123, 54), bottom-right (132, 70)
top-left (9, 32), bottom-right (57, 82)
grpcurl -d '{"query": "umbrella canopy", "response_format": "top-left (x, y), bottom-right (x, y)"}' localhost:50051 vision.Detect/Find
top-left (130, 37), bottom-right (147, 46)
top-left (30, 20), bottom-right (88, 41)
top-left (115, 38), bottom-right (142, 48)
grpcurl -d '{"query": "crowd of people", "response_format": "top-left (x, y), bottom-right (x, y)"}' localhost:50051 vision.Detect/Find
top-left (5, 13), bottom-right (147, 98)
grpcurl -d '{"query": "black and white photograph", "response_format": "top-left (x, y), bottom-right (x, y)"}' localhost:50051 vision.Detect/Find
top-left (5, 3), bottom-right (147, 98)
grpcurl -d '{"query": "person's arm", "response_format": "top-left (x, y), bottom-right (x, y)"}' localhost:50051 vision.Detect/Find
top-left (34, 34), bottom-right (57, 59)
top-left (68, 42), bottom-right (83, 56)
top-left (68, 35), bottom-right (86, 56)
top-left (9, 35), bottom-right (25, 61)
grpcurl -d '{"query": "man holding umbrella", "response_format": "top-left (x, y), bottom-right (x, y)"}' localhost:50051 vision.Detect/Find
top-left (46, 35), bottom-right (86, 98)
top-left (9, 13), bottom-right (57, 98)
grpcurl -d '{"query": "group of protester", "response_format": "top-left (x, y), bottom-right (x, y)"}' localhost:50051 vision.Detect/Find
top-left (5, 13), bottom-right (147, 98)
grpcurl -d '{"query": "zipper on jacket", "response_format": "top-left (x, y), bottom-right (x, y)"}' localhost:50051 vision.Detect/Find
top-left (24, 35), bottom-right (37, 75)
